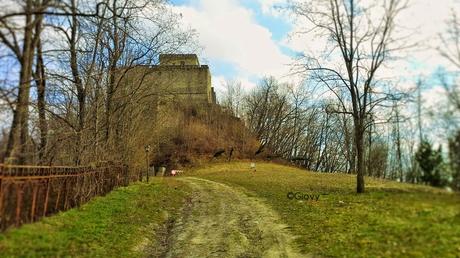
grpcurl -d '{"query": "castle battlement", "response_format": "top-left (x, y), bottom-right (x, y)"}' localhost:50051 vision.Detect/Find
top-left (159, 54), bottom-right (200, 66)
top-left (149, 64), bottom-right (210, 71)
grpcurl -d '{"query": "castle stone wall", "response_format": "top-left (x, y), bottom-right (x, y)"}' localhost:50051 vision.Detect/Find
top-left (119, 54), bottom-right (216, 106)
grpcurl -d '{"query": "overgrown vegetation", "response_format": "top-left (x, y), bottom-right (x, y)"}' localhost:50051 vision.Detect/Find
top-left (0, 179), bottom-right (189, 257)
top-left (150, 104), bottom-right (259, 169)
top-left (189, 162), bottom-right (460, 257)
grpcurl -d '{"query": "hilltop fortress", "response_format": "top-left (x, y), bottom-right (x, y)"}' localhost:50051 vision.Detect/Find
top-left (120, 54), bottom-right (217, 107)
top-left (114, 53), bottom-right (258, 167)
top-left (155, 54), bottom-right (217, 105)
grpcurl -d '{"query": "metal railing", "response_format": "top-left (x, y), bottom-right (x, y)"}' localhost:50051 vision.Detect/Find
top-left (0, 164), bottom-right (137, 231)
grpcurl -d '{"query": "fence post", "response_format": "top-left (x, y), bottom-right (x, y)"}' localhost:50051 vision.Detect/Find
top-left (144, 145), bottom-right (151, 183)
top-left (55, 181), bottom-right (62, 211)
top-left (15, 183), bottom-right (23, 227)
top-left (43, 178), bottom-right (50, 216)
top-left (30, 183), bottom-right (38, 222)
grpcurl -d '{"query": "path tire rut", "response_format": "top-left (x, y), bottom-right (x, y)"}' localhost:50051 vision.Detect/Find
top-left (156, 177), bottom-right (305, 258)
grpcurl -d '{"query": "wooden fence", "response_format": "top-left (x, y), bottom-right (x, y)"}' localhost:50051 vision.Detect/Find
top-left (0, 164), bottom-right (139, 231)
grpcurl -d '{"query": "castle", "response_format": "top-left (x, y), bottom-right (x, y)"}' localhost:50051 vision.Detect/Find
top-left (156, 54), bottom-right (216, 104)
top-left (124, 54), bottom-right (217, 105)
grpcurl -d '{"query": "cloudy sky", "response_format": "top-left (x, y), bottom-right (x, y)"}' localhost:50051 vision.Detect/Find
top-left (169, 0), bottom-right (459, 99)
top-left (170, 0), bottom-right (294, 91)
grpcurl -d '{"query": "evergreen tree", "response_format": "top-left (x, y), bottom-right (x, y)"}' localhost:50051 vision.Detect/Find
top-left (415, 140), bottom-right (445, 187)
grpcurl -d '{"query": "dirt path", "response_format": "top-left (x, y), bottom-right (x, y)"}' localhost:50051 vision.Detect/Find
top-left (157, 177), bottom-right (305, 258)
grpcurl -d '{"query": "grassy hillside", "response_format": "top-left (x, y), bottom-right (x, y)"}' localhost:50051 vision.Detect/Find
top-left (0, 162), bottom-right (459, 257)
top-left (189, 162), bottom-right (460, 258)
top-left (0, 179), bottom-right (190, 257)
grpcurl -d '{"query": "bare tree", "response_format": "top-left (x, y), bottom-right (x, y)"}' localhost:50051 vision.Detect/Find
top-left (32, 1), bottom-right (48, 163)
top-left (439, 9), bottom-right (460, 116)
top-left (244, 77), bottom-right (294, 155)
top-left (290, 0), bottom-right (408, 192)
top-left (0, 0), bottom-right (51, 164)
top-left (440, 6), bottom-right (460, 189)
top-left (390, 100), bottom-right (403, 181)
top-left (221, 79), bottom-right (243, 117)
top-left (242, 77), bottom-right (351, 172)
top-left (1, 0), bottom-right (196, 167)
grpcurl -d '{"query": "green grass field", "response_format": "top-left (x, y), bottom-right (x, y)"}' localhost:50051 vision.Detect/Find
top-left (0, 162), bottom-right (459, 257)
top-left (0, 179), bottom-right (190, 257)
top-left (189, 162), bottom-right (460, 258)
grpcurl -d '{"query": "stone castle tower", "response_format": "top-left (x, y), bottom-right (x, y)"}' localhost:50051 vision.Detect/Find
top-left (118, 53), bottom-right (216, 104)
top-left (152, 54), bottom-right (217, 105)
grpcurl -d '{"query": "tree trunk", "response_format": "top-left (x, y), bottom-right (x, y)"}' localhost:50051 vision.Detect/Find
top-left (104, 0), bottom-right (121, 148)
top-left (3, 0), bottom-right (35, 164)
top-left (350, 145), bottom-right (356, 174)
top-left (367, 121), bottom-right (373, 176)
top-left (70, 0), bottom-right (85, 165)
top-left (355, 120), bottom-right (365, 193)
top-left (105, 72), bottom-right (114, 146)
top-left (35, 24), bottom-right (47, 163)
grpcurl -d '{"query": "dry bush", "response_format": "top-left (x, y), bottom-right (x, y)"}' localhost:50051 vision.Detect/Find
top-left (150, 104), bottom-right (259, 168)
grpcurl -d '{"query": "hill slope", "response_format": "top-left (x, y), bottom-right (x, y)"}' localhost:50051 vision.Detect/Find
top-left (0, 162), bottom-right (459, 257)
top-left (189, 162), bottom-right (460, 257)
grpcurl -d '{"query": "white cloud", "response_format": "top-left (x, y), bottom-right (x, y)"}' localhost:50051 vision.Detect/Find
top-left (173, 0), bottom-right (459, 99)
top-left (172, 0), bottom-right (293, 88)
top-left (256, 0), bottom-right (286, 15)
top-left (279, 0), bottom-right (460, 104)
top-left (398, 0), bottom-right (460, 71)
top-left (213, 75), bottom-right (258, 104)
top-left (284, 0), bottom-right (460, 76)
top-left (213, 75), bottom-right (257, 93)
top-left (422, 86), bottom-right (447, 109)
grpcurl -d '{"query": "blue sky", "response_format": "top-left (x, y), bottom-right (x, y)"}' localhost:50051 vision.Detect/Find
top-left (168, 0), bottom-right (459, 104)
top-left (172, 0), bottom-right (292, 42)
top-left (170, 0), bottom-right (297, 91)
top-left (171, 0), bottom-right (292, 41)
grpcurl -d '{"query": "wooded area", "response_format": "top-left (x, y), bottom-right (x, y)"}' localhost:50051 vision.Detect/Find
top-left (1, 0), bottom-right (200, 167)
top-left (220, 0), bottom-right (460, 192)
